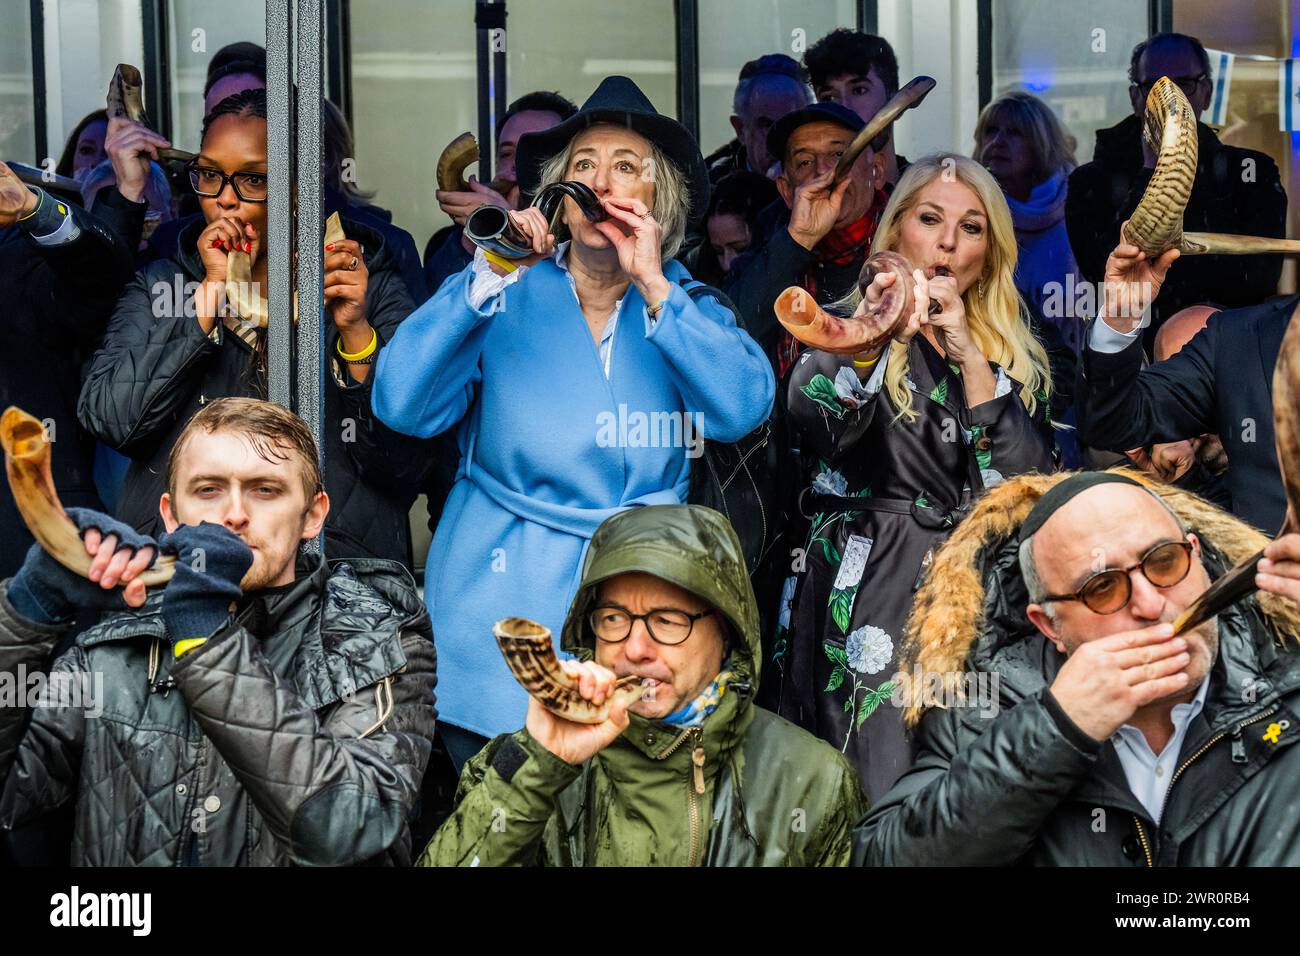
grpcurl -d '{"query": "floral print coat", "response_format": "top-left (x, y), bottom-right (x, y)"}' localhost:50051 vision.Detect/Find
top-left (773, 334), bottom-right (1057, 802)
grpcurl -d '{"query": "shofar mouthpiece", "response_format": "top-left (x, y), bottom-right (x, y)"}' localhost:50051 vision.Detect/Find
top-left (1, 407), bottom-right (175, 587)
top-left (494, 617), bottom-right (645, 723)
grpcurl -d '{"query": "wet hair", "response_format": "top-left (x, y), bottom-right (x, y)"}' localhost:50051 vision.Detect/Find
top-left (1129, 32), bottom-right (1211, 86)
top-left (166, 397), bottom-right (323, 504)
top-left (973, 90), bottom-right (1078, 185)
top-left (201, 87), bottom-right (268, 145)
top-left (56, 109), bottom-right (109, 179)
top-left (804, 29), bottom-right (900, 97)
top-left (495, 91), bottom-right (578, 140)
top-left (204, 41), bottom-right (267, 98)
top-left (706, 170), bottom-right (778, 227)
top-left (733, 54), bottom-right (811, 120)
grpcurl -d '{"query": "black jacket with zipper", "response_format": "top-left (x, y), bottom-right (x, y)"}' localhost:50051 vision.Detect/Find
top-left (77, 214), bottom-right (438, 565)
top-left (853, 532), bottom-right (1300, 866)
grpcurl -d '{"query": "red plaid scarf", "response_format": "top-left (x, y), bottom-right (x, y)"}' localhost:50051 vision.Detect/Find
top-left (776, 189), bottom-right (888, 379)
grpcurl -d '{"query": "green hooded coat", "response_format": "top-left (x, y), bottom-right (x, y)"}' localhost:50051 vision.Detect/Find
top-left (418, 504), bottom-right (866, 866)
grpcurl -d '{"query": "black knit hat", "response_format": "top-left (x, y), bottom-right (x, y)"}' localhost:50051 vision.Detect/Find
top-left (1019, 472), bottom-right (1144, 543)
top-left (515, 75), bottom-right (711, 228)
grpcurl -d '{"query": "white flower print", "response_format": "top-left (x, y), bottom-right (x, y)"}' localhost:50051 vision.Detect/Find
top-left (812, 468), bottom-right (848, 497)
top-left (845, 624), bottom-right (893, 675)
top-left (832, 535), bottom-right (874, 591)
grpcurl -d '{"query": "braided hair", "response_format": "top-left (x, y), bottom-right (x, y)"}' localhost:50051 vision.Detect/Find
top-left (201, 87), bottom-right (267, 144)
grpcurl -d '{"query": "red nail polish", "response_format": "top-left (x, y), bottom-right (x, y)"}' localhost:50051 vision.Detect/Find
top-left (325, 243), bottom-right (333, 250)
top-left (244, 242), bottom-right (252, 253)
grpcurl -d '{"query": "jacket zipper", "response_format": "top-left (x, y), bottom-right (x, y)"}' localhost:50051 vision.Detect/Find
top-left (653, 725), bottom-right (706, 866)
top-left (1130, 705), bottom-right (1281, 867)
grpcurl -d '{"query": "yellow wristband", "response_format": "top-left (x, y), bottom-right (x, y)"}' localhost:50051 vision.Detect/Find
top-left (482, 249), bottom-right (519, 273)
top-left (336, 326), bottom-right (378, 362)
top-left (852, 351), bottom-right (881, 368)
top-left (17, 187), bottom-right (43, 222)
top-left (173, 638), bottom-right (208, 659)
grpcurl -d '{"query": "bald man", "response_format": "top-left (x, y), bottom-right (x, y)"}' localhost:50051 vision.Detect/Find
top-left (854, 472), bottom-right (1300, 866)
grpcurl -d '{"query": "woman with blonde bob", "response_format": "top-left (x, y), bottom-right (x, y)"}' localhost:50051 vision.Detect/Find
top-left (775, 152), bottom-right (1058, 801)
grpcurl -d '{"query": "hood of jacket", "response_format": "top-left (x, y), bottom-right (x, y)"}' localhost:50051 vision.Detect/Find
top-left (1006, 168), bottom-right (1070, 234)
top-left (896, 468), bottom-right (1300, 727)
top-left (558, 504), bottom-right (760, 764)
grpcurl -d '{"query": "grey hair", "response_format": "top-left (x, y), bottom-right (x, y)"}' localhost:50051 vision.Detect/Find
top-left (732, 71), bottom-right (811, 121)
top-left (536, 125), bottom-right (689, 260)
top-left (1018, 483), bottom-right (1190, 621)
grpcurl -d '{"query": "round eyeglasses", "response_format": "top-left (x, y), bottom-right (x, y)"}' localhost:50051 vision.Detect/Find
top-left (588, 604), bottom-right (714, 646)
top-left (1040, 540), bottom-right (1195, 615)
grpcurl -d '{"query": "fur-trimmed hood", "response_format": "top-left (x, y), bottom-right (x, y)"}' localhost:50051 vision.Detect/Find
top-left (897, 468), bottom-right (1300, 726)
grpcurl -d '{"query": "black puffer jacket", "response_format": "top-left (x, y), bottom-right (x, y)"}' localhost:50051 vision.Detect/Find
top-left (853, 472), bottom-right (1300, 866)
top-left (77, 215), bottom-right (436, 565)
top-left (0, 556), bottom-right (437, 866)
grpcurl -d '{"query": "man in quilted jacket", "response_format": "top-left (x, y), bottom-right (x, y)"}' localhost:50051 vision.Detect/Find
top-left (0, 397), bottom-right (437, 865)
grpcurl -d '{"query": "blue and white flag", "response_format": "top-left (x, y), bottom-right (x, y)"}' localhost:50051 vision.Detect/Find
top-left (1204, 48), bottom-right (1234, 127)
top-left (1280, 57), bottom-right (1300, 131)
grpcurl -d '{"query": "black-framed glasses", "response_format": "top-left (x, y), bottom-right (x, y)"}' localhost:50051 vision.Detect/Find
top-left (1041, 540), bottom-right (1195, 615)
top-left (1133, 74), bottom-right (1209, 99)
top-left (588, 604), bottom-right (714, 646)
top-left (187, 162), bottom-right (269, 202)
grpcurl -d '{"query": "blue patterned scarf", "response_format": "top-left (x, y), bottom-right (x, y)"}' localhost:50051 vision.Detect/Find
top-left (661, 664), bottom-right (735, 727)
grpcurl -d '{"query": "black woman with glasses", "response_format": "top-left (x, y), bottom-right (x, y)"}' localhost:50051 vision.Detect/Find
top-left (854, 469), bottom-right (1300, 866)
top-left (78, 88), bottom-right (436, 565)
top-left (1066, 31), bottom-right (1287, 350)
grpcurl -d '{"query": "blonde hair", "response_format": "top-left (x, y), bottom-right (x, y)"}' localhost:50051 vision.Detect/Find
top-left (537, 123), bottom-right (689, 260)
top-left (866, 153), bottom-right (1052, 424)
top-left (972, 91), bottom-right (1077, 184)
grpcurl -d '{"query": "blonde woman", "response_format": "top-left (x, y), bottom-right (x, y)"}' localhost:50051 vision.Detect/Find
top-left (776, 153), bottom-right (1058, 801)
top-left (973, 91), bottom-right (1083, 353)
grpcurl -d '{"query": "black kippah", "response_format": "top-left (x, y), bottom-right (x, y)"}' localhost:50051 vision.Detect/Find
top-left (1018, 472), bottom-right (1143, 543)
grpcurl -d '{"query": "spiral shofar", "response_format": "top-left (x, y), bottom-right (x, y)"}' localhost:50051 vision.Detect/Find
top-left (1, 407), bottom-right (176, 588)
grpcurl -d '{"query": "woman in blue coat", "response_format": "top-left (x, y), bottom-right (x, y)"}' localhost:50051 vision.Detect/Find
top-left (372, 76), bottom-right (775, 767)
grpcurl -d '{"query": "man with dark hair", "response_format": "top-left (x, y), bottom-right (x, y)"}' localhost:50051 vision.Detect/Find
top-left (705, 54), bottom-right (813, 183)
top-left (1066, 31), bottom-right (1286, 348)
top-left (0, 397), bottom-right (438, 865)
top-left (804, 29), bottom-right (906, 186)
top-left (423, 90), bottom-right (578, 294)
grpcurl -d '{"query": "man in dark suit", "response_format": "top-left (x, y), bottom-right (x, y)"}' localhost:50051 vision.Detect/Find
top-left (1065, 32), bottom-right (1287, 351)
top-left (1075, 235), bottom-right (1292, 534)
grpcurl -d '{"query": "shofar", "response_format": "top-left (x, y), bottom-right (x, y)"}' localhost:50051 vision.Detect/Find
top-left (774, 250), bottom-right (927, 354)
top-left (1125, 76), bottom-right (1300, 256)
top-left (831, 76), bottom-right (936, 185)
top-left (107, 63), bottom-right (195, 163)
top-left (224, 212), bottom-right (347, 329)
top-left (1172, 298), bottom-right (1300, 634)
top-left (436, 132), bottom-right (480, 192)
top-left (494, 617), bottom-right (645, 723)
top-left (1, 407), bottom-right (176, 587)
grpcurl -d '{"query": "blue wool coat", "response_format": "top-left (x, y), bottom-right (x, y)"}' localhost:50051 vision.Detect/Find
top-left (372, 254), bottom-right (774, 737)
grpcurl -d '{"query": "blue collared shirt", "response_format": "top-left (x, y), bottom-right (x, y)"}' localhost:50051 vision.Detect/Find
top-left (1110, 676), bottom-right (1209, 823)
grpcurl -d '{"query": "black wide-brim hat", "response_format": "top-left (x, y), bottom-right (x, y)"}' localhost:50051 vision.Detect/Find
top-left (515, 75), bottom-right (711, 229)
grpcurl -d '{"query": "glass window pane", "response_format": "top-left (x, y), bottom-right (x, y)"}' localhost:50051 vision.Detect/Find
top-left (697, 0), bottom-right (855, 157)
top-left (992, 0), bottom-right (1148, 164)
top-left (351, 0), bottom-right (476, 250)
top-left (0, 2), bottom-right (34, 166)
top-left (169, 0), bottom-right (267, 152)
top-left (508, 0), bottom-right (677, 125)
top-left (43, 0), bottom-right (143, 171)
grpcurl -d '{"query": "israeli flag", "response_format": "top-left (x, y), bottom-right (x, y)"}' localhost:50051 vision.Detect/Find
top-left (1204, 48), bottom-right (1233, 127)
top-left (1280, 57), bottom-right (1300, 131)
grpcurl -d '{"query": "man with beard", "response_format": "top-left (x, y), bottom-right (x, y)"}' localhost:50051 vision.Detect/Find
top-left (853, 471), bottom-right (1300, 865)
top-left (0, 398), bottom-right (437, 865)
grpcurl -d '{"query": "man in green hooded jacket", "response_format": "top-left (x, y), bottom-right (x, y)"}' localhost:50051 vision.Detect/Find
top-left (419, 504), bottom-right (866, 866)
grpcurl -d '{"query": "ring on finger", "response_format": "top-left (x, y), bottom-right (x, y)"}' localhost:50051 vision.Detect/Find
top-left (348, 256), bottom-right (358, 271)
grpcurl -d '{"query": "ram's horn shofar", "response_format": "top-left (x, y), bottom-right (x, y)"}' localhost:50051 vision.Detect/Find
top-left (1, 407), bottom-right (176, 587)
top-left (1172, 299), bottom-right (1300, 635)
top-left (831, 76), bottom-right (936, 185)
top-left (494, 617), bottom-right (645, 723)
top-left (1125, 77), bottom-right (1300, 257)
top-left (436, 132), bottom-right (479, 192)
top-left (107, 63), bottom-right (195, 163)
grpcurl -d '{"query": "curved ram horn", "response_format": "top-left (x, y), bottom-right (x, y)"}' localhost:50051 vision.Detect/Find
top-left (1173, 298), bottom-right (1300, 635)
top-left (1, 407), bottom-right (175, 587)
top-left (436, 132), bottom-right (479, 193)
top-left (832, 76), bottom-right (936, 185)
top-left (775, 250), bottom-right (928, 354)
top-left (494, 617), bottom-right (645, 724)
top-left (1125, 77), bottom-right (1300, 258)
top-left (107, 63), bottom-right (195, 163)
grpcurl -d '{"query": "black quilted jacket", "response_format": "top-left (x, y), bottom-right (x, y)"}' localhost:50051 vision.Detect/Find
top-left (77, 215), bottom-right (437, 565)
top-left (0, 556), bottom-right (437, 866)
